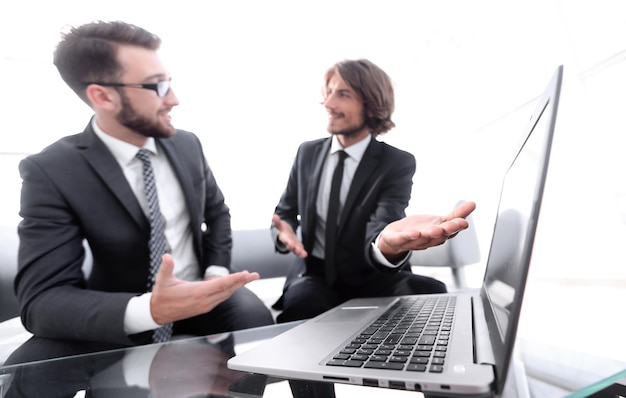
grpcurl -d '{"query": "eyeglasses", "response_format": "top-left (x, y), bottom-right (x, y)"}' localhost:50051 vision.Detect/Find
top-left (82, 78), bottom-right (172, 97)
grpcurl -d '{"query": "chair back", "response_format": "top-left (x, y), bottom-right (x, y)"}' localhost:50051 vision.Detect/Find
top-left (0, 153), bottom-right (28, 322)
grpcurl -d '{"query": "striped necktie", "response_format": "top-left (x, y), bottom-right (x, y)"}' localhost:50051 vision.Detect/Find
top-left (136, 149), bottom-right (173, 343)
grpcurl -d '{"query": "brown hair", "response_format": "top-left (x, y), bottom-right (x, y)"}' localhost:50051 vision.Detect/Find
top-left (324, 59), bottom-right (395, 136)
top-left (53, 20), bottom-right (161, 104)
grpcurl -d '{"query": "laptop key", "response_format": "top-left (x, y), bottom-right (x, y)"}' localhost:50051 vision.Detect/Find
top-left (364, 361), bottom-right (405, 370)
top-left (361, 327), bottom-right (379, 335)
top-left (326, 359), bottom-right (364, 368)
top-left (384, 334), bottom-right (404, 344)
top-left (344, 360), bottom-right (365, 367)
top-left (429, 365), bottom-right (444, 373)
top-left (418, 336), bottom-right (436, 345)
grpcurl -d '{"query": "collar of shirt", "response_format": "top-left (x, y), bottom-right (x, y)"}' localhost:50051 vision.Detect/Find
top-left (91, 119), bottom-right (158, 166)
top-left (329, 133), bottom-right (371, 162)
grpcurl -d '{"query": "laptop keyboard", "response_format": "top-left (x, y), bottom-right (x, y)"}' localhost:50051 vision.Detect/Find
top-left (325, 296), bottom-right (455, 373)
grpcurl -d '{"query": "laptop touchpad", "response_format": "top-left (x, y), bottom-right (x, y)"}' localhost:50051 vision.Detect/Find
top-left (316, 306), bottom-right (378, 323)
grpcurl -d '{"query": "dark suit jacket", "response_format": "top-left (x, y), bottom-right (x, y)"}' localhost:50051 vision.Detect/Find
top-left (273, 136), bottom-right (415, 287)
top-left (15, 121), bottom-right (231, 346)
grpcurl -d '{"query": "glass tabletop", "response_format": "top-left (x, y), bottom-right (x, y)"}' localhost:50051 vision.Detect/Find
top-left (0, 322), bottom-right (303, 398)
top-left (0, 321), bottom-right (624, 398)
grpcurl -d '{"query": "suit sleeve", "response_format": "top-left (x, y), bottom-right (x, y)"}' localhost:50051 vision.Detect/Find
top-left (272, 145), bottom-right (303, 250)
top-left (200, 157), bottom-right (232, 270)
top-left (363, 149), bottom-right (416, 271)
top-left (16, 157), bottom-right (135, 346)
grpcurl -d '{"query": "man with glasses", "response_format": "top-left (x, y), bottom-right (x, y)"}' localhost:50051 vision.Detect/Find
top-left (6, 20), bottom-right (273, 364)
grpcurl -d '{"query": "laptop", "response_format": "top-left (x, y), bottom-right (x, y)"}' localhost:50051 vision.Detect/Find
top-left (229, 65), bottom-right (563, 396)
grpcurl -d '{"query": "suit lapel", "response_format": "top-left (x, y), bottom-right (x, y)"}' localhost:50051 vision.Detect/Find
top-left (78, 124), bottom-right (148, 231)
top-left (304, 139), bottom-right (331, 236)
top-left (306, 139), bottom-right (331, 219)
top-left (157, 138), bottom-right (199, 219)
top-left (157, 138), bottom-right (203, 256)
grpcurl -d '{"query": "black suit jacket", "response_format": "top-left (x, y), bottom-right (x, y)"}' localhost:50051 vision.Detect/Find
top-left (15, 121), bottom-right (231, 346)
top-left (274, 136), bottom-right (415, 287)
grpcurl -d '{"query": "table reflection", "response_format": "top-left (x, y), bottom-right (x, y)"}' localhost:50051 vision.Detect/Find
top-left (1, 333), bottom-right (249, 398)
top-left (0, 322), bottom-right (339, 398)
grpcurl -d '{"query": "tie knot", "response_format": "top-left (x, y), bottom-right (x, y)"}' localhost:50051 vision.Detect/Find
top-left (136, 149), bottom-right (151, 164)
top-left (336, 150), bottom-right (348, 163)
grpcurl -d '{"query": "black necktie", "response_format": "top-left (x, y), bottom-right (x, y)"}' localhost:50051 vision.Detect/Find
top-left (136, 149), bottom-right (173, 343)
top-left (324, 150), bottom-right (348, 286)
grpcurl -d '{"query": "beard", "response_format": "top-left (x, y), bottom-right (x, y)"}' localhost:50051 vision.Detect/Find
top-left (116, 91), bottom-right (175, 138)
top-left (327, 109), bottom-right (368, 137)
top-left (328, 120), bottom-right (368, 137)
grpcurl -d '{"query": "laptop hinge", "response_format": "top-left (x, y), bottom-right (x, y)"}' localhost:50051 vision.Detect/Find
top-left (472, 295), bottom-right (495, 366)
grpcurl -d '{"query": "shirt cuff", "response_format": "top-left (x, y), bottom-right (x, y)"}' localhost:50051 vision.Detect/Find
top-left (204, 265), bottom-right (230, 278)
top-left (124, 293), bottom-right (160, 335)
top-left (370, 233), bottom-right (410, 268)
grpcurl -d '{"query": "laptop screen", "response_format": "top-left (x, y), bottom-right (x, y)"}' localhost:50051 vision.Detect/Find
top-left (481, 65), bottom-right (563, 391)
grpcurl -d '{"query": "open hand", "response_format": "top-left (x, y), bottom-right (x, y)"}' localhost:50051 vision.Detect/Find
top-left (272, 214), bottom-right (307, 258)
top-left (150, 254), bottom-right (260, 325)
top-left (378, 201), bottom-right (477, 262)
